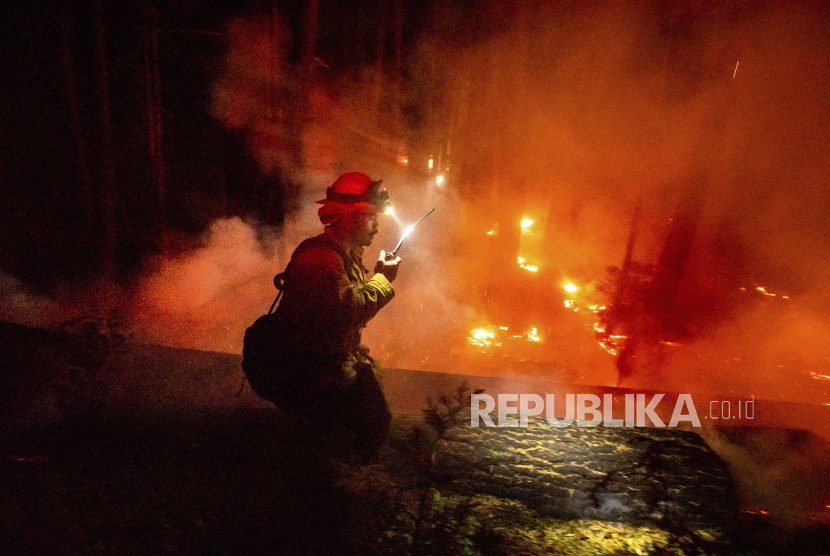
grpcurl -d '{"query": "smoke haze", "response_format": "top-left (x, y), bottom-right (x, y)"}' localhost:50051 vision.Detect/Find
top-left (2, 2), bottom-right (829, 410)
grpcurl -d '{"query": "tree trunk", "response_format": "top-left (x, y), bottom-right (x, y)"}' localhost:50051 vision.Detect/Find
top-left (60, 12), bottom-right (95, 232)
top-left (144, 0), bottom-right (167, 243)
top-left (94, 0), bottom-right (117, 279)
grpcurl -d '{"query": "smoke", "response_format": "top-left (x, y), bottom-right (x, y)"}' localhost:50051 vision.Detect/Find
top-left (377, 0), bottom-right (830, 408)
top-left (129, 216), bottom-right (304, 353)
top-left (700, 426), bottom-right (830, 529)
top-left (2, 3), bottom-right (827, 412)
top-left (2, 3), bottom-right (829, 530)
top-left (209, 12), bottom-right (405, 189)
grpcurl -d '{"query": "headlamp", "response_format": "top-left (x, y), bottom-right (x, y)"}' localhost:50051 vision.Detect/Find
top-left (324, 179), bottom-right (391, 211)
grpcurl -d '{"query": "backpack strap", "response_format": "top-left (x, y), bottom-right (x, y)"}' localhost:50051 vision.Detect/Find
top-left (267, 235), bottom-right (352, 315)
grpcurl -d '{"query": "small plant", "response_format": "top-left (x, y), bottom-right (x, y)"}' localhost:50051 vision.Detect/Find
top-left (379, 381), bottom-right (487, 555)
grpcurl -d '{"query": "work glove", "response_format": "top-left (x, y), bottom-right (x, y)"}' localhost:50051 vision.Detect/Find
top-left (374, 250), bottom-right (401, 283)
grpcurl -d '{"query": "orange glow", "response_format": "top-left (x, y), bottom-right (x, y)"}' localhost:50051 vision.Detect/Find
top-left (436, 175), bottom-right (445, 185)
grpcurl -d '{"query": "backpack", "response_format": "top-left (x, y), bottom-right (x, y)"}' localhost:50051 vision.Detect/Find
top-left (240, 236), bottom-right (350, 403)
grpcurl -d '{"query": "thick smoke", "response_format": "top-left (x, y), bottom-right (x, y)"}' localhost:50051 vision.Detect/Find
top-left (399, 1), bottom-right (830, 409)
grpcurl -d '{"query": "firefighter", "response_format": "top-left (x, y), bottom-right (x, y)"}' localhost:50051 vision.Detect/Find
top-left (273, 172), bottom-right (400, 456)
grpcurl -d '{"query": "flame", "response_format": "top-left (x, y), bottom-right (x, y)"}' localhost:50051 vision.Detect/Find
top-left (468, 327), bottom-right (497, 347)
top-left (520, 218), bottom-right (533, 230)
top-left (564, 300), bottom-right (574, 308)
top-left (517, 256), bottom-right (538, 272)
top-left (742, 285), bottom-right (790, 299)
top-left (467, 324), bottom-right (542, 352)
top-left (562, 282), bottom-right (578, 293)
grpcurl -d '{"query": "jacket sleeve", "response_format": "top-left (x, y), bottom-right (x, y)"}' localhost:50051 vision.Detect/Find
top-left (289, 247), bottom-right (395, 328)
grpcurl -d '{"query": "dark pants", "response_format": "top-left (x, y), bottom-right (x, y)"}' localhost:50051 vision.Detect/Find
top-left (277, 360), bottom-right (392, 456)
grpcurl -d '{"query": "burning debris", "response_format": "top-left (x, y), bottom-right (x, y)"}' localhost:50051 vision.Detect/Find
top-left (466, 324), bottom-right (544, 353)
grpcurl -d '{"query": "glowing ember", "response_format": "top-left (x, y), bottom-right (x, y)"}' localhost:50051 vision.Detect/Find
top-left (486, 230), bottom-right (495, 235)
top-left (436, 175), bottom-right (445, 185)
top-left (810, 372), bottom-right (830, 381)
top-left (517, 256), bottom-right (538, 272)
top-left (428, 157), bottom-right (434, 169)
top-left (564, 300), bottom-right (574, 308)
top-left (520, 218), bottom-right (533, 230)
top-left (526, 327), bottom-right (541, 342)
top-left (563, 282), bottom-right (578, 293)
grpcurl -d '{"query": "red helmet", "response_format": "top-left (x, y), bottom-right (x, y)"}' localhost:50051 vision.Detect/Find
top-left (316, 172), bottom-right (390, 214)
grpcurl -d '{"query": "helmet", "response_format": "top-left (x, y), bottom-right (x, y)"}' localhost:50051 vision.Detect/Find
top-left (316, 172), bottom-right (390, 214)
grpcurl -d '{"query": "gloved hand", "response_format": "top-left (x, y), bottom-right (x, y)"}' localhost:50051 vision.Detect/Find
top-left (374, 250), bottom-right (401, 283)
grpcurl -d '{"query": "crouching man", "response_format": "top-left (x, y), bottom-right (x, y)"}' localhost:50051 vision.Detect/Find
top-left (267, 172), bottom-right (400, 456)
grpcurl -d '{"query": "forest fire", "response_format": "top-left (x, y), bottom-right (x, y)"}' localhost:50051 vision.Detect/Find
top-left (3, 0), bottom-right (830, 553)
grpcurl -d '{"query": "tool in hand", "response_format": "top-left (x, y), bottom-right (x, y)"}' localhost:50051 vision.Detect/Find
top-left (386, 208), bottom-right (435, 260)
